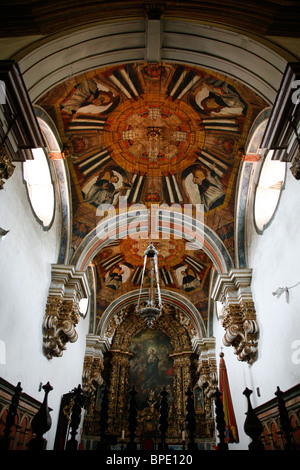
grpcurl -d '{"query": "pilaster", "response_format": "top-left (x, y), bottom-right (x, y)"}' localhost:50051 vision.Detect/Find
top-left (82, 334), bottom-right (106, 395)
top-left (197, 338), bottom-right (218, 398)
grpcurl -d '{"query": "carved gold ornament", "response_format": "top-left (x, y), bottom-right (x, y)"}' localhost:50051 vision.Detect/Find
top-left (0, 144), bottom-right (15, 189)
top-left (82, 302), bottom-right (215, 441)
top-left (43, 297), bottom-right (80, 359)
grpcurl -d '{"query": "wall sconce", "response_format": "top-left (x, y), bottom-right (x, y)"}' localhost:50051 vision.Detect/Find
top-left (0, 227), bottom-right (9, 240)
top-left (272, 281), bottom-right (300, 302)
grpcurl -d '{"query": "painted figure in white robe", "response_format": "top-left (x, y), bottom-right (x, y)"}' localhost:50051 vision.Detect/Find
top-left (192, 164), bottom-right (225, 211)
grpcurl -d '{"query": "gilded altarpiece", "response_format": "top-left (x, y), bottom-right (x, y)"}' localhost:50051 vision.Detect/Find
top-left (83, 306), bottom-right (215, 445)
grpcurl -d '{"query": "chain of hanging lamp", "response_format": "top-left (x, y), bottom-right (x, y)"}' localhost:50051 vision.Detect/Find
top-left (135, 242), bottom-right (162, 328)
top-left (134, 63), bottom-right (165, 328)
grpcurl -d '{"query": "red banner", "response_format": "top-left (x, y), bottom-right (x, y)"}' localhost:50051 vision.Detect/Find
top-left (219, 352), bottom-right (239, 443)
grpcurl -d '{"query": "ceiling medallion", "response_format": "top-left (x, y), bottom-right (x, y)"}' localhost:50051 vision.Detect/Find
top-left (146, 126), bottom-right (163, 142)
top-left (135, 242), bottom-right (162, 328)
top-left (121, 106), bottom-right (188, 163)
top-left (104, 95), bottom-right (204, 174)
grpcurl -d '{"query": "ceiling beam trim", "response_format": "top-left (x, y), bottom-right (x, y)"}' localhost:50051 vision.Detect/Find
top-left (16, 20), bottom-right (288, 104)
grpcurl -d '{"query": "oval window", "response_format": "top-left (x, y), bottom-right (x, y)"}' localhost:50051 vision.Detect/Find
top-left (254, 150), bottom-right (286, 232)
top-left (79, 297), bottom-right (89, 317)
top-left (23, 147), bottom-right (55, 228)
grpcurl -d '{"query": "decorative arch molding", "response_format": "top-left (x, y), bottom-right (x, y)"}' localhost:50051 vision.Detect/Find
top-left (17, 20), bottom-right (289, 105)
top-left (234, 107), bottom-right (272, 268)
top-left (109, 304), bottom-right (194, 355)
top-left (71, 210), bottom-right (234, 275)
top-left (97, 288), bottom-right (206, 345)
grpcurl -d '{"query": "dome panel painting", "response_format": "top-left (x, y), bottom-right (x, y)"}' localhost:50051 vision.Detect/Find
top-left (37, 61), bottom-right (267, 335)
top-left (92, 238), bottom-right (213, 334)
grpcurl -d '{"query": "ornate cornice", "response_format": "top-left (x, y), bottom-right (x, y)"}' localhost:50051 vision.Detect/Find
top-left (47, 264), bottom-right (90, 306)
top-left (42, 264), bottom-right (90, 359)
top-left (211, 268), bottom-right (259, 364)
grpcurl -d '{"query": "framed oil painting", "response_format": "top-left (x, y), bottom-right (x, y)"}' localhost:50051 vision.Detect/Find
top-left (128, 329), bottom-right (174, 410)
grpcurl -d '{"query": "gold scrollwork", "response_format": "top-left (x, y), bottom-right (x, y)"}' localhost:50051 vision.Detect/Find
top-left (83, 303), bottom-right (214, 441)
top-left (0, 144), bottom-right (15, 189)
top-left (42, 297), bottom-right (80, 359)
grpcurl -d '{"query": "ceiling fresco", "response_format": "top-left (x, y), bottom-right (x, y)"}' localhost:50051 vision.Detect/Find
top-left (37, 62), bottom-right (267, 335)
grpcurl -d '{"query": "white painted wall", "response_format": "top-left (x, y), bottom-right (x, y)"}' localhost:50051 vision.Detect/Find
top-left (0, 162), bottom-right (89, 449)
top-left (213, 162), bottom-right (300, 449)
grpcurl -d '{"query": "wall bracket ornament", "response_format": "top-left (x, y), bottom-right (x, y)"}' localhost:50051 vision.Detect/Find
top-left (211, 268), bottom-right (259, 364)
top-left (43, 296), bottom-right (79, 359)
top-left (42, 264), bottom-right (90, 359)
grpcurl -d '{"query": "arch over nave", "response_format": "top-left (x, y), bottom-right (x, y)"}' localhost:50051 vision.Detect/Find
top-left (1, 2), bottom-right (300, 451)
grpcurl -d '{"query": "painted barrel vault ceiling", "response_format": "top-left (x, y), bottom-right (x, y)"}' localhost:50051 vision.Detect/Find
top-left (37, 61), bottom-right (267, 336)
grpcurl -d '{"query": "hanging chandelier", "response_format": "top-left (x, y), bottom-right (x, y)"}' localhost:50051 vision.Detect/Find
top-left (135, 242), bottom-right (162, 328)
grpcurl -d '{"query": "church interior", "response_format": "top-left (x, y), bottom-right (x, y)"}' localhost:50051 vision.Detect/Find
top-left (0, 0), bottom-right (300, 451)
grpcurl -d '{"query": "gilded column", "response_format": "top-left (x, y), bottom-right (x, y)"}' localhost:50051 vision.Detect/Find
top-left (108, 350), bottom-right (132, 435)
top-left (172, 358), bottom-right (185, 433)
top-left (171, 352), bottom-right (193, 434)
